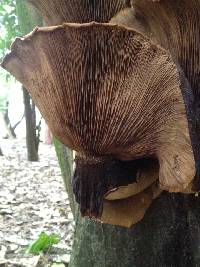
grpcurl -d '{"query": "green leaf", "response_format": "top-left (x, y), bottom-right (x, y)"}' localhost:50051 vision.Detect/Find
top-left (26, 232), bottom-right (60, 255)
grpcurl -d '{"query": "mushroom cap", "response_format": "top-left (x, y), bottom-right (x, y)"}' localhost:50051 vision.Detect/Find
top-left (0, 24), bottom-right (185, 153)
top-left (1, 22), bottom-right (195, 211)
top-left (101, 181), bottom-right (162, 228)
top-left (28, 0), bottom-right (128, 25)
top-left (105, 159), bottom-right (158, 200)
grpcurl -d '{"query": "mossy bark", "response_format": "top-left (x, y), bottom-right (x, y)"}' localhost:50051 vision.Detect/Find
top-left (16, 0), bottom-right (42, 35)
top-left (54, 138), bottom-right (76, 217)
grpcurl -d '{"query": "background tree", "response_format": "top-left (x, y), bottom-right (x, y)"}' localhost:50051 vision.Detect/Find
top-left (0, 0), bottom-right (42, 161)
top-left (16, 0), bottom-right (43, 161)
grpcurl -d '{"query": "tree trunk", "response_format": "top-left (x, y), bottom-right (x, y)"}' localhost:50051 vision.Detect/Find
top-left (69, 193), bottom-right (200, 267)
top-left (54, 142), bottom-right (200, 267)
top-left (16, 0), bottom-right (42, 161)
top-left (23, 87), bottom-right (39, 161)
top-left (2, 101), bottom-right (16, 139)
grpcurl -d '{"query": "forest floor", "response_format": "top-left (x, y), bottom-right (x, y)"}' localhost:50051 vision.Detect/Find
top-left (0, 138), bottom-right (74, 267)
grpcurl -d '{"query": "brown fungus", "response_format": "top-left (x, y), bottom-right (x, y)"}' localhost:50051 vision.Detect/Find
top-left (1, 23), bottom-right (195, 224)
top-left (102, 181), bottom-right (161, 228)
top-left (27, 0), bottom-right (129, 25)
top-left (131, 0), bottom-right (200, 102)
top-left (73, 155), bottom-right (158, 218)
top-left (110, 8), bottom-right (146, 34)
top-left (131, 0), bottom-right (200, 189)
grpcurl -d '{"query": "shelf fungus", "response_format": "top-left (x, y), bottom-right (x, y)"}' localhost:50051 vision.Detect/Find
top-left (131, 0), bottom-right (200, 189)
top-left (27, 0), bottom-right (130, 25)
top-left (1, 23), bottom-right (196, 227)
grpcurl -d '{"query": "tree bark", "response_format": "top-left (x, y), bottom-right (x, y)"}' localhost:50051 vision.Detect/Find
top-left (53, 141), bottom-right (200, 266)
top-left (22, 87), bottom-right (39, 161)
top-left (69, 193), bottom-right (200, 267)
top-left (16, 0), bottom-right (42, 161)
top-left (54, 139), bottom-right (76, 217)
top-left (2, 101), bottom-right (16, 139)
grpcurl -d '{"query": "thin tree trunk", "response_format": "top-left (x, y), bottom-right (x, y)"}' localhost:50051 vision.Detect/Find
top-left (23, 87), bottom-right (38, 161)
top-left (1, 101), bottom-right (16, 139)
top-left (3, 112), bottom-right (16, 139)
top-left (16, 0), bottom-right (42, 161)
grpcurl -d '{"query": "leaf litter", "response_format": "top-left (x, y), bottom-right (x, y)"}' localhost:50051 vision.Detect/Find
top-left (0, 138), bottom-right (74, 267)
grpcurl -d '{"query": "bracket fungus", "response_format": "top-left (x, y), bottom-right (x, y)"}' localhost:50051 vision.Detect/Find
top-left (1, 22), bottom-right (197, 227)
top-left (27, 0), bottom-right (130, 25)
top-left (131, 0), bottom-right (200, 188)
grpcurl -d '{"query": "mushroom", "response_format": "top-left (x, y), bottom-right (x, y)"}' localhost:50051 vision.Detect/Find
top-left (102, 182), bottom-right (161, 227)
top-left (27, 0), bottom-right (130, 25)
top-left (111, 0), bottom-right (200, 190)
top-left (73, 155), bottom-right (159, 217)
top-left (131, 0), bottom-right (200, 188)
top-left (110, 8), bottom-right (146, 34)
top-left (1, 23), bottom-right (195, 225)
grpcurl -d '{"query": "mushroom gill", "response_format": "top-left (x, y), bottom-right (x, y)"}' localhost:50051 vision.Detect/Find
top-left (131, 0), bottom-right (200, 188)
top-left (1, 23), bottom-right (195, 224)
top-left (27, 0), bottom-right (129, 25)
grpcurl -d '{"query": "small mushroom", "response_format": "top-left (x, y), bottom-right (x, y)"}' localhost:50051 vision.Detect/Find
top-left (101, 181), bottom-right (162, 227)
top-left (104, 159), bottom-right (158, 200)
